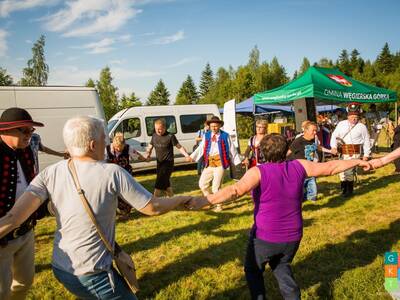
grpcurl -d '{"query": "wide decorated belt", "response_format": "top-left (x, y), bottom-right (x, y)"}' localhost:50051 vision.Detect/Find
top-left (341, 144), bottom-right (361, 155)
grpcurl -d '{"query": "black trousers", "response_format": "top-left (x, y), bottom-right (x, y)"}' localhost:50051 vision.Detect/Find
top-left (244, 236), bottom-right (301, 300)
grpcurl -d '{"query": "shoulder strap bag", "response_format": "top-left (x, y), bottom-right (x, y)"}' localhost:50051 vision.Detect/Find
top-left (67, 159), bottom-right (139, 293)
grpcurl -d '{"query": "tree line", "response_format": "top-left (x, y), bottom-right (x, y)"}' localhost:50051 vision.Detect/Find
top-left (1, 36), bottom-right (400, 124)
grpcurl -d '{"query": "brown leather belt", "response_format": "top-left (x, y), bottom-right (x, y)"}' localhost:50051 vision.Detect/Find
top-left (341, 144), bottom-right (361, 155)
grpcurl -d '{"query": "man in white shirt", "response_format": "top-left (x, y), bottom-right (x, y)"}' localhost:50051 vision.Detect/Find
top-left (330, 102), bottom-right (371, 196)
top-left (191, 116), bottom-right (241, 211)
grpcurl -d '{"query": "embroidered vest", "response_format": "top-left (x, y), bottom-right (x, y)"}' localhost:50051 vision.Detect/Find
top-left (106, 145), bottom-right (133, 174)
top-left (203, 130), bottom-right (231, 169)
top-left (249, 135), bottom-right (261, 167)
top-left (0, 140), bottom-right (36, 218)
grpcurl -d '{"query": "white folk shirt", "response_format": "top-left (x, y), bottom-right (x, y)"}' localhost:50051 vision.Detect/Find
top-left (190, 131), bottom-right (242, 166)
top-left (330, 120), bottom-right (371, 157)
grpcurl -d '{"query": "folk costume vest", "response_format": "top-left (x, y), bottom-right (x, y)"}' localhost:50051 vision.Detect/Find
top-left (106, 145), bottom-right (133, 174)
top-left (203, 130), bottom-right (230, 169)
top-left (0, 140), bottom-right (36, 218)
top-left (249, 135), bottom-right (262, 167)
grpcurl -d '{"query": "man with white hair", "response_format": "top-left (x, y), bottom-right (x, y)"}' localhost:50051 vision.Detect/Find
top-left (0, 116), bottom-right (201, 299)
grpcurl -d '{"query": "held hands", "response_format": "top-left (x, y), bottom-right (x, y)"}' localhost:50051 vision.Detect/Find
top-left (331, 148), bottom-right (338, 155)
top-left (185, 156), bottom-right (193, 162)
top-left (368, 158), bottom-right (384, 169)
top-left (184, 196), bottom-right (209, 210)
top-left (357, 159), bottom-right (371, 171)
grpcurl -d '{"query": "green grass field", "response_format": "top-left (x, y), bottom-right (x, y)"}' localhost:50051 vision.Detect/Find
top-left (29, 158), bottom-right (400, 299)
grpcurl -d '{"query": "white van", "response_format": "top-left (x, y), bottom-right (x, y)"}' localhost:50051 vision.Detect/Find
top-left (107, 104), bottom-right (221, 171)
top-left (0, 86), bottom-right (106, 169)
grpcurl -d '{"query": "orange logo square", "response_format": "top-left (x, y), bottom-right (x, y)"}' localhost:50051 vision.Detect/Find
top-left (385, 265), bottom-right (398, 278)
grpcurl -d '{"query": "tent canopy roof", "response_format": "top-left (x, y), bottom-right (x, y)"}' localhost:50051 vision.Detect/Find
top-left (254, 66), bottom-right (397, 105)
top-left (220, 97), bottom-right (344, 114)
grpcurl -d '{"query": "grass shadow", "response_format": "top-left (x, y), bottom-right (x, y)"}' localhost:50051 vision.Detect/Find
top-left (303, 174), bottom-right (400, 212)
top-left (294, 218), bottom-right (400, 298)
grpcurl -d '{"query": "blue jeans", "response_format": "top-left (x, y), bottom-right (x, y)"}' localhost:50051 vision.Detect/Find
top-left (53, 266), bottom-right (137, 300)
top-left (244, 236), bottom-right (301, 300)
top-left (303, 177), bottom-right (317, 201)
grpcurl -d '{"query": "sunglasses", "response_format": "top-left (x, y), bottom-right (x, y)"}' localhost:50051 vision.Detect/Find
top-left (16, 127), bottom-right (36, 135)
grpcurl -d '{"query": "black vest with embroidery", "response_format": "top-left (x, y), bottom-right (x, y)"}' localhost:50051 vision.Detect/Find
top-left (106, 144), bottom-right (133, 174)
top-left (0, 140), bottom-right (36, 218)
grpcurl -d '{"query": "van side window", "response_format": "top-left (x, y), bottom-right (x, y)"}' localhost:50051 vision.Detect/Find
top-left (146, 116), bottom-right (177, 136)
top-left (115, 118), bottom-right (141, 139)
top-left (180, 114), bottom-right (212, 133)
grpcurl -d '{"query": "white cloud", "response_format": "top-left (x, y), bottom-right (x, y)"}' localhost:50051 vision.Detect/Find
top-left (25, 39), bottom-right (32, 44)
top-left (110, 60), bottom-right (123, 65)
top-left (151, 30), bottom-right (185, 45)
top-left (0, 0), bottom-right (59, 17)
top-left (72, 35), bottom-right (132, 54)
top-left (16, 57), bottom-right (25, 61)
top-left (47, 65), bottom-right (162, 87)
top-left (0, 29), bottom-right (8, 56)
top-left (163, 57), bottom-right (199, 69)
top-left (43, 0), bottom-right (141, 37)
top-left (112, 67), bottom-right (162, 79)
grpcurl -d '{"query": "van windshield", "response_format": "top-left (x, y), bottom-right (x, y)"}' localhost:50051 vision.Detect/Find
top-left (107, 119), bottom-right (118, 134)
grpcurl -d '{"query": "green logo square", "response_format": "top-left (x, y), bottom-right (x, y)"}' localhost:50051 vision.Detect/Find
top-left (385, 278), bottom-right (399, 292)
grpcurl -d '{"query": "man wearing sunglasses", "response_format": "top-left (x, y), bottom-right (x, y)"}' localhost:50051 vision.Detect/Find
top-left (0, 107), bottom-right (44, 299)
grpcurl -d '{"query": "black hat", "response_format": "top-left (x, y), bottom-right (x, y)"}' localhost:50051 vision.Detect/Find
top-left (0, 107), bottom-right (44, 131)
top-left (206, 116), bottom-right (224, 126)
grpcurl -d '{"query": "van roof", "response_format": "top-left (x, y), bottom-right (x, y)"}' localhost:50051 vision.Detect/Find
top-left (0, 86), bottom-right (97, 91)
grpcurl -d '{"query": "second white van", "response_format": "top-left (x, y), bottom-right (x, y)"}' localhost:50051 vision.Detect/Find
top-left (107, 104), bottom-right (221, 171)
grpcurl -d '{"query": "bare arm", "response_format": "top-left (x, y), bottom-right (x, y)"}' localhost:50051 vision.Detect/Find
top-left (298, 159), bottom-right (370, 177)
top-left (145, 144), bottom-right (154, 160)
top-left (207, 167), bottom-right (261, 205)
top-left (138, 195), bottom-right (193, 216)
top-left (175, 143), bottom-right (190, 157)
top-left (41, 145), bottom-right (65, 157)
top-left (370, 147), bottom-right (400, 169)
top-left (0, 192), bottom-right (42, 238)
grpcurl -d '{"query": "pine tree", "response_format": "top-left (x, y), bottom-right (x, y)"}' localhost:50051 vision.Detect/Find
top-left (119, 92), bottom-right (142, 109)
top-left (85, 78), bottom-right (95, 88)
top-left (146, 79), bottom-right (170, 106)
top-left (199, 63), bottom-right (214, 98)
top-left (338, 49), bottom-right (351, 75)
top-left (20, 35), bottom-right (49, 86)
top-left (315, 58), bottom-right (334, 68)
top-left (175, 75), bottom-right (199, 105)
top-left (376, 42), bottom-right (394, 74)
top-left (299, 57), bottom-right (310, 75)
top-left (96, 67), bottom-right (119, 120)
top-left (247, 45), bottom-right (260, 71)
top-left (0, 67), bottom-right (13, 85)
top-left (269, 57), bottom-right (288, 88)
top-left (234, 66), bottom-right (256, 101)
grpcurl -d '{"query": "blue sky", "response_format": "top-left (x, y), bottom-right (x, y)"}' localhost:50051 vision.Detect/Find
top-left (1, 0), bottom-right (400, 103)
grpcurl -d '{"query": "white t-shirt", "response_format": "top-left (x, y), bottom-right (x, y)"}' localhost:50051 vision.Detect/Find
top-left (27, 160), bottom-right (152, 275)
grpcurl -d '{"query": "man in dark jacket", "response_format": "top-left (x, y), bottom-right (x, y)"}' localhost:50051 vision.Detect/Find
top-left (0, 107), bottom-right (44, 299)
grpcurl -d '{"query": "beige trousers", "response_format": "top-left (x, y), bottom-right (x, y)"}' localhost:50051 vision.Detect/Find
top-left (339, 153), bottom-right (361, 181)
top-left (0, 230), bottom-right (35, 300)
top-left (199, 166), bottom-right (225, 196)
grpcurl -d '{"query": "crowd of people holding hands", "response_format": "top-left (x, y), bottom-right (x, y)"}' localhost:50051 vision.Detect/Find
top-left (0, 102), bottom-right (399, 299)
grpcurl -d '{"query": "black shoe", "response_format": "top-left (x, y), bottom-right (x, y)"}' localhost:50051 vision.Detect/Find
top-left (341, 181), bottom-right (347, 196)
top-left (347, 181), bottom-right (354, 195)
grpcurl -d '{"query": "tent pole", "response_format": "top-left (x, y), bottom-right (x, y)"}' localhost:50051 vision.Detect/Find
top-left (396, 101), bottom-right (398, 126)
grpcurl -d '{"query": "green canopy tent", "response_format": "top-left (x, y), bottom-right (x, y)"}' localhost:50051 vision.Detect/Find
top-left (254, 66), bottom-right (397, 104)
top-left (253, 66), bottom-right (397, 129)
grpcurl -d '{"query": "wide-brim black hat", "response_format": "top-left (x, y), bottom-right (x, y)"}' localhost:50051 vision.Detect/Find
top-left (206, 116), bottom-right (224, 126)
top-left (0, 107), bottom-right (44, 131)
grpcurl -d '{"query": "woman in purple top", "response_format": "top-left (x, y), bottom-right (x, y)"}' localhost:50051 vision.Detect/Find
top-left (189, 134), bottom-right (370, 300)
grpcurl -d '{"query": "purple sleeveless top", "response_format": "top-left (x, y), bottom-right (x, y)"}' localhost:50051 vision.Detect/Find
top-left (252, 160), bottom-right (306, 243)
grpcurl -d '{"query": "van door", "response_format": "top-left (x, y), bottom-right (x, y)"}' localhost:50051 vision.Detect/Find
top-left (223, 99), bottom-right (240, 152)
top-left (113, 116), bottom-right (146, 152)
